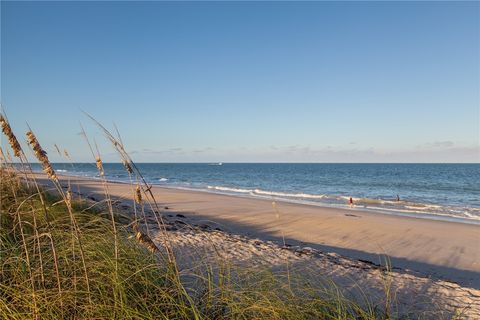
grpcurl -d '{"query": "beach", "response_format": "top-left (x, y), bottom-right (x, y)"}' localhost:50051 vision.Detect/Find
top-left (33, 173), bottom-right (480, 317)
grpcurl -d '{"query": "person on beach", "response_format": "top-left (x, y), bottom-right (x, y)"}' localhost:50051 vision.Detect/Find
top-left (397, 194), bottom-right (400, 202)
top-left (349, 197), bottom-right (353, 208)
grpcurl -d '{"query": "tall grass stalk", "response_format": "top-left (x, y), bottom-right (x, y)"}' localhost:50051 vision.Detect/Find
top-left (25, 127), bottom-right (92, 303)
top-left (84, 112), bottom-right (176, 264)
top-left (79, 127), bottom-right (121, 304)
top-left (0, 113), bottom-right (415, 319)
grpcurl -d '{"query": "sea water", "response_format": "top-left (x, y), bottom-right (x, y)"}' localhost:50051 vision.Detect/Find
top-left (31, 163), bottom-right (480, 224)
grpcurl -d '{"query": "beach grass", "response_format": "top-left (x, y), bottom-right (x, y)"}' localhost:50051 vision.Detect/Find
top-left (0, 114), bottom-right (397, 319)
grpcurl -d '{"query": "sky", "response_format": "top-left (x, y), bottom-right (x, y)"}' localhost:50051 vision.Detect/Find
top-left (1, 1), bottom-right (479, 163)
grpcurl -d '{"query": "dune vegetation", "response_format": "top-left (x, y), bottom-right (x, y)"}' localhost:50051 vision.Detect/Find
top-left (1, 114), bottom-right (402, 319)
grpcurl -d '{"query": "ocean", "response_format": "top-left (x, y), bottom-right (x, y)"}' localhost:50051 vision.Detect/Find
top-left (30, 163), bottom-right (480, 224)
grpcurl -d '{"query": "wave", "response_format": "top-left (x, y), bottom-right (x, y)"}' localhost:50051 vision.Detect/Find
top-left (30, 163), bottom-right (480, 224)
top-left (204, 185), bottom-right (480, 222)
top-left (207, 186), bottom-right (251, 193)
top-left (252, 189), bottom-right (328, 199)
top-left (207, 186), bottom-right (328, 199)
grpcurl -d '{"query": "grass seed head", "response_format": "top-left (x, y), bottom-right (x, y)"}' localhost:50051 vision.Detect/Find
top-left (64, 149), bottom-right (71, 160)
top-left (26, 130), bottom-right (58, 182)
top-left (133, 223), bottom-right (159, 253)
top-left (54, 144), bottom-right (61, 155)
top-left (122, 160), bottom-right (133, 174)
top-left (135, 185), bottom-right (142, 204)
top-left (66, 189), bottom-right (72, 207)
top-left (0, 115), bottom-right (22, 157)
top-left (95, 156), bottom-right (104, 176)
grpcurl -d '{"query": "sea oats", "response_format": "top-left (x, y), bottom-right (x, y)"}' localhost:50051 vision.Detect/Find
top-left (95, 156), bottom-right (104, 176)
top-left (122, 160), bottom-right (133, 174)
top-left (54, 144), bottom-right (61, 156)
top-left (65, 189), bottom-right (72, 207)
top-left (26, 130), bottom-right (58, 182)
top-left (135, 185), bottom-right (142, 204)
top-left (133, 223), bottom-right (159, 253)
top-left (0, 115), bottom-right (22, 157)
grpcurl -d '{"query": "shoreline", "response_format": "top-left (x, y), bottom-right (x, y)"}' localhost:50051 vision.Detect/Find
top-left (29, 169), bottom-right (480, 225)
top-left (159, 184), bottom-right (480, 226)
top-left (33, 172), bottom-right (480, 290)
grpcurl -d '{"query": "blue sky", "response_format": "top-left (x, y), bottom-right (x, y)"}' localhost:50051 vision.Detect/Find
top-left (1, 1), bottom-right (479, 163)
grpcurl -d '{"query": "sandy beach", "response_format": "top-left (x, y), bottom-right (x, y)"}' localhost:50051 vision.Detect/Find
top-left (34, 173), bottom-right (480, 317)
top-left (4, 1), bottom-right (479, 318)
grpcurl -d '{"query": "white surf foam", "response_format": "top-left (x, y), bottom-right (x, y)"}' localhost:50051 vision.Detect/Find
top-left (207, 186), bottom-right (252, 193)
top-left (203, 185), bottom-right (480, 222)
top-left (252, 189), bottom-right (328, 199)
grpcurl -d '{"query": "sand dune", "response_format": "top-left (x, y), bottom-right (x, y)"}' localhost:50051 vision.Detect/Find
top-left (35, 174), bottom-right (480, 318)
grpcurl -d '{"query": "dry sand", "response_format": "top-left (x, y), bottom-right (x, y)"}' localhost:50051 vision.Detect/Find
top-left (35, 174), bottom-right (480, 318)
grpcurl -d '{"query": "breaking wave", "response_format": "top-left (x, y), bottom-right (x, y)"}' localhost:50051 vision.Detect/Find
top-left (206, 185), bottom-right (480, 222)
